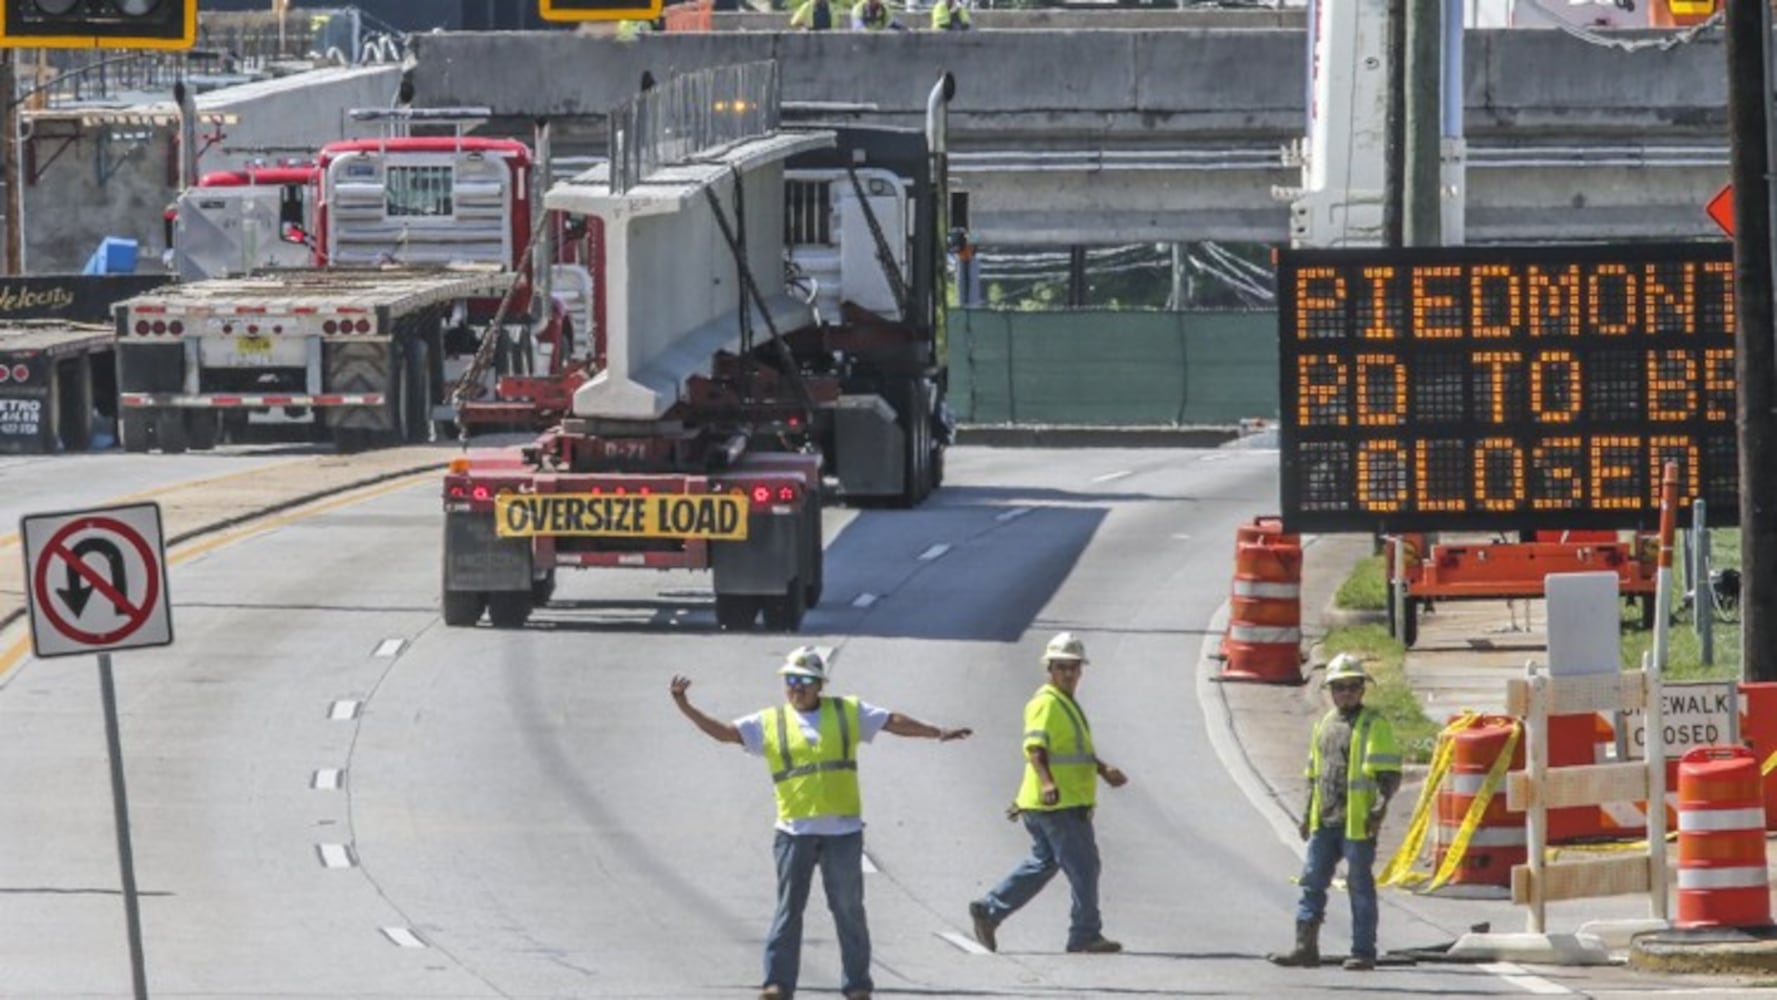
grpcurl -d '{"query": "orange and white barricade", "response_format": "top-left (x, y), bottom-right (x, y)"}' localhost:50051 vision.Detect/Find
top-left (1433, 717), bottom-right (1527, 887)
top-left (1675, 746), bottom-right (1772, 929)
top-left (1220, 516), bottom-right (1302, 684)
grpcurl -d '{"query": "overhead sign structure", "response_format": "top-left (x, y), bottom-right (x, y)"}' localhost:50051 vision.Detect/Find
top-left (1278, 243), bottom-right (1740, 533)
top-left (539, 0), bottom-right (667, 21)
top-left (21, 502), bottom-right (172, 659)
top-left (0, 0), bottom-right (198, 50)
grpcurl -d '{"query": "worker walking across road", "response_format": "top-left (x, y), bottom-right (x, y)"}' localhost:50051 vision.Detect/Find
top-left (969, 632), bottom-right (1127, 955)
top-left (1268, 653), bottom-right (1402, 971)
top-left (670, 647), bottom-right (971, 1000)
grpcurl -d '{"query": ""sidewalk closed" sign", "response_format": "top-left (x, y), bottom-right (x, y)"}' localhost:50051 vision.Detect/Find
top-left (1622, 681), bottom-right (1739, 759)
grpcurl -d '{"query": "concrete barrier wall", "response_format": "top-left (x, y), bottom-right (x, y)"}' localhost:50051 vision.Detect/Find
top-left (410, 29), bottom-right (1727, 141)
top-left (949, 308), bottom-right (1278, 426)
top-left (22, 65), bottom-right (400, 273)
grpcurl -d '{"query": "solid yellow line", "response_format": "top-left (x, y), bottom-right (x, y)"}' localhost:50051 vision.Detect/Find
top-left (0, 468), bottom-right (438, 681)
top-left (0, 456), bottom-right (314, 552)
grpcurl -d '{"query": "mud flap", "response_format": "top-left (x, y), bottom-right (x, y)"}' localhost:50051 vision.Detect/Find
top-left (711, 511), bottom-right (802, 597)
top-left (444, 512), bottom-right (532, 592)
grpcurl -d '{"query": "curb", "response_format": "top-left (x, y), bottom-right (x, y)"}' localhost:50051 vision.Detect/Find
top-left (1629, 926), bottom-right (1777, 975)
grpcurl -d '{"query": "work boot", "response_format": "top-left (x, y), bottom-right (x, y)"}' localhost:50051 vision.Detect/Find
top-left (1343, 954), bottom-right (1376, 971)
top-left (759, 986), bottom-right (786, 1000)
top-left (968, 901), bottom-right (998, 953)
top-left (1267, 919), bottom-right (1321, 967)
top-left (1066, 935), bottom-right (1123, 954)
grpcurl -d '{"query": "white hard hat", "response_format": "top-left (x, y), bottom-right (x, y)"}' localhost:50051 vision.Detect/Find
top-left (779, 646), bottom-right (828, 680)
top-left (1042, 632), bottom-right (1088, 665)
top-left (1324, 653), bottom-right (1370, 686)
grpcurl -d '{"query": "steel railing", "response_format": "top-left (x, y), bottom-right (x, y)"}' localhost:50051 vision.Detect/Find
top-left (607, 61), bottom-right (781, 194)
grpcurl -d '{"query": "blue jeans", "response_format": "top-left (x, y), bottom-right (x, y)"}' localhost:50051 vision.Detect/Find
top-left (764, 830), bottom-right (871, 996)
top-left (1295, 825), bottom-right (1378, 959)
top-left (975, 807), bottom-right (1102, 950)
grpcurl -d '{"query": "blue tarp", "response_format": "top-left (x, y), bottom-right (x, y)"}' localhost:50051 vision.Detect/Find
top-left (82, 237), bottom-right (138, 275)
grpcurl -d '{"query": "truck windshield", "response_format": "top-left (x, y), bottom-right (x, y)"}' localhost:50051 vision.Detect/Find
top-left (386, 165), bottom-right (454, 218)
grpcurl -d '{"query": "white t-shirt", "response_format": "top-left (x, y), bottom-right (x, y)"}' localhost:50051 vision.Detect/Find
top-left (736, 698), bottom-right (891, 835)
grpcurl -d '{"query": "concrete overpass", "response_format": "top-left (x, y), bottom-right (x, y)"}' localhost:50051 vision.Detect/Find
top-left (410, 26), bottom-right (1733, 245)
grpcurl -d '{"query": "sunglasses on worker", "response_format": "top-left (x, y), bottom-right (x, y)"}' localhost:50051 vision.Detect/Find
top-left (1329, 680), bottom-right (1364, 693)
top-left (784, 675), bottom-right (820, 688)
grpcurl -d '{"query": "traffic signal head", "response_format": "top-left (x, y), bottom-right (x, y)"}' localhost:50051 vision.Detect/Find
top-left (1, 0), bottom-right (197, 50)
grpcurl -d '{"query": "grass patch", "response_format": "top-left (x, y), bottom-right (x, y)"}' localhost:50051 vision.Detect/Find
top-left (1618, 527), bottom-right (1741, 681)
top-left (1320, 622), bottom-right (1441, 764)
top-left (1335, 554), bottom-right (1388, 611)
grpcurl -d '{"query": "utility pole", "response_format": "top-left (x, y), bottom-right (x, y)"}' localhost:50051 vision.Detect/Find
top-left (1383, 0), bottom-right (1405, 246)
top-left (1727, 0), bottom-right (1777, 682)
top-left (1402, 0), bottom-right (1440, 246)
top-left (1, 48), bottom-right (17, 275)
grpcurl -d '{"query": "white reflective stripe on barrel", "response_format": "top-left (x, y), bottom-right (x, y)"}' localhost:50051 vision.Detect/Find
top-left (1677, 807), bottom-right (1766, 832)
top-left (1226, 625), bottom-right (1301, 644)
top-left (1676, 866), bottom-right (1770, 890)
top-left (1435, 823), bottom-right (1525, 847)
top-left (1232, 580), bottom-right (1301, 599)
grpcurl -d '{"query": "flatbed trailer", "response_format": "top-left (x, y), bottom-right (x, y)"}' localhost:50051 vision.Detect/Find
top-left (114, 267), bottom-right (514, 452)
top-left (0, 321), bottom-right (117, 454)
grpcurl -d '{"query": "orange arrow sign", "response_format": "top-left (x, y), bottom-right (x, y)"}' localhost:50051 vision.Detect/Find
top-left (1707, 183), bottom-right (1734, 238)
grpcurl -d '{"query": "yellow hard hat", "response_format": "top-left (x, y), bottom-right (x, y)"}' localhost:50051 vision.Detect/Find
top-left (1042, 632), bottom-right (1088, 665)
top-left (1324, 653), bottom-right (1370, 686)
top-left (779, 646), bottom-right (827, 680)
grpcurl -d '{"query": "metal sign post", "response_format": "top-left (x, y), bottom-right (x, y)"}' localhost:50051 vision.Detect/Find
top-left (20, 502), bottom-right (172, 1000)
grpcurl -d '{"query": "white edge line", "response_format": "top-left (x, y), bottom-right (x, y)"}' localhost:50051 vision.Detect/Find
top-left (1090, 469), bottom-right (1133, 483)
top-left (995, 507), bottom-right (1032, 522)
top-left (918, 543), bottom-right (951, 561)
top-left (1478, 962), bottom-right (1570, 995)
top-left (937, 931), bottom-right (990, 956)
top-left (329, 700), bottom-right (360, 721)
top-left (312, 768), bottom-right (343, 791)
top-left (851, 593), bottom-right (878, 609)
top-left (317, 843), bottom-right (356, 869)
top-left (381, 926), bottom-right (428, 949)
top-left (861, 852), bottom-right (878, 874)
top-left (373, 638), bottom-right (405, 658)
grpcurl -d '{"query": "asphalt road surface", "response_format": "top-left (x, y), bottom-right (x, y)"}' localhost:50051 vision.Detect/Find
top-left (0, 446), bottom-right (1754, 998)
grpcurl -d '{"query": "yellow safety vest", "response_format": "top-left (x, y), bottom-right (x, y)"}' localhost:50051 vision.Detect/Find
top-left (1016, 684), bottom-right (1098, 810)
top-left (762, 697), bottom-right (863, 823)
top-left (1306, 706), bottom-right (1402, 841)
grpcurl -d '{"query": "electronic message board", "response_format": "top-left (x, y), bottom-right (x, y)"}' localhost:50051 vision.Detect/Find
top-left (1278, 243), bottom-right (1739, 534)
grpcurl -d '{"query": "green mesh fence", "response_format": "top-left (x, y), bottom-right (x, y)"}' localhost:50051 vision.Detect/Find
top-left (948, 309), bottom-right (1278, 425)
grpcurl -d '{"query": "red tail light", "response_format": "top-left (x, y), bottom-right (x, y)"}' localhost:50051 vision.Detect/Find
top-left (447, 484), bottom-right (468, 499)
top-left (751, 486), bottom-right (771, 505)
top-left (471, 485), bottom-right (492, 501)
top-left (324, 320), bottom-right (338, 334)
top-left (777, 485), bottom-right (797, 502)
top-left (9, 364), bottom-right (25, 383)
top-left (0, 367), bottom-right (9, 384)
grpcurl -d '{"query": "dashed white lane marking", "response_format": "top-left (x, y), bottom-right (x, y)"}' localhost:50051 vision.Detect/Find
top-left (851, 593), bottom-right (879, 609)
top-left (861, 853), bottom-right (878, 874)
top-left (328, 700), bottom-right (360, 721)
top-left (1091, 470), bottom-right (1132, 483)
top-left (312, 768), bottom-right (343, 791)
top-left (317, 844), bottom-right (356, 869)
top-left (380, 927), bottom-right (428, 949)
top-left (995, 507), bottom-right (1032, 522)
top-left (1173, 533), bottom-right (1192, 541)
top-left (938, 931), bottom-right (991, 956)
top-left (1478, 962), bottom-right (1569, 994)
top-left (918, 543), bottom-right (951, 561)
top-left (372, 638), bottom-right (405, 658)
top-left (1199, 454), bottom-right (1231, 462)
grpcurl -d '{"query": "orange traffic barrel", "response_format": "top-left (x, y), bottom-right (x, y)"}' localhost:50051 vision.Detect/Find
top-left (1434, 717), bottom-right (1526, 887)
top-left (1739, 682), bottom-right (1777, 830)
top-left (1221, 517), bottom-right (1302, 683)
top-left (1546, 712), bottom-right (1625, 843)
top-left (1676, 746), bottom-right (1771, 929)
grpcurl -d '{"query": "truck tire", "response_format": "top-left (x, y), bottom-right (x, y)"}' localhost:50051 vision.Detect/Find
top-left (187, 411), bottom-right (219, 451)
top-left (442, 590), bottom-right (486, 627)
top-left (715, 593), bottom-right (760, 631)
top-left (762, 578), bottom-right (807, 632)
top-left (156, 411), bottom-right (188, 454)
top-left (532, 570), bottom-right (556, 606)
top-left (404, 341), bottom-right (434, 444)
top-left (487, 592), bottom-right (532, 629)
top-left (120, 411), bottom-right (152, 453)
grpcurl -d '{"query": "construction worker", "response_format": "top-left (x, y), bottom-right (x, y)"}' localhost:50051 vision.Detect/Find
top-left (851, 0), bottom-right (898, 30)
top-left (670, 647), bottom-right (971, 1000)
top-left (968, 632), bottom-right (1127, 955)
top-left (930, 0), bottom-right (971, 30)
top-left (790, 0), bottom-right (836, 30)
top-left (1269, 653), bottom-right (1402, 971)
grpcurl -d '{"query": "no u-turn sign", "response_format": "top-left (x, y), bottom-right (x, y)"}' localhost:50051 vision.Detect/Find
top-left (21, 503), bottom-right (173, 659)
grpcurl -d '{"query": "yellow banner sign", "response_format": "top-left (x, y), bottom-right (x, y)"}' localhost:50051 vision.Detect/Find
top-left (494, 493), bottom-right (747, 541)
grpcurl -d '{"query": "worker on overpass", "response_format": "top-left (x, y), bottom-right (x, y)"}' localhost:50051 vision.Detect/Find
top-left (930, 0), bottom-right (971, 30)
top-left (852, 0), bottom-right (900, 30)
top-left (670, 648), bottom-right (971, 1000)
top-left (790, 0), bottom-right (836, 30)
top-left (968, 632), bottom-right (1128, 955)
top-left (1268, 653), bottom-right (1402, 971)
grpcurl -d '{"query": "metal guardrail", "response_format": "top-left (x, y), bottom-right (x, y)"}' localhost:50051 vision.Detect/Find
top-left (607, 61), bottom-right (781, 194)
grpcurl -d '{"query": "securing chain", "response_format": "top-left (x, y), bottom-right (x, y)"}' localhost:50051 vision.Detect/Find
top-left (701, 166), bottom-right (815, 420)
top-left (449, 227), bottom-right (546, 437)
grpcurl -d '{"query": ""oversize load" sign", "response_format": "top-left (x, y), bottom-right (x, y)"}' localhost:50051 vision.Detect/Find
top-left (494, 493), bottom-right (748, 541)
